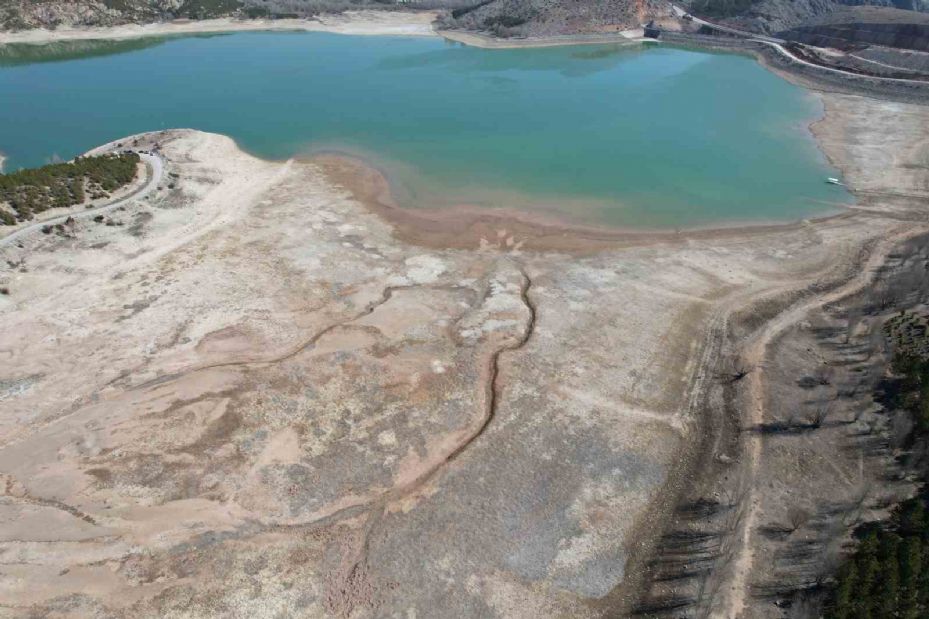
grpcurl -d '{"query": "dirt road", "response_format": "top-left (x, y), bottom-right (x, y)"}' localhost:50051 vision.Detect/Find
top-left (670, 2), bottom-right (929, 86)
top-left (0, 152), bottom-right (162, 249)
top-left (719, 224), bottom-right (929, 617)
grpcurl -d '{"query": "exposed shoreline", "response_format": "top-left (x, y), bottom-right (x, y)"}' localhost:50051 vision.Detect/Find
top-left (0, 10), bottom-right (439, 46)
top-left (439, 28), bottom-right (653, 49)
top-left (0, 12), bottom-right (653, 52)
top-left (311, 152), bottom-right (856, 254)
top-left (0, 17), bottom-right (860, 244)
top-left (309, 86), bottom-right (929, 614)
top-left (2, 13), bottom-right (929, 617)
top-left (0, 84), bottom-right (925, 614)
top-left (632, 89), bottom-right (929, 615)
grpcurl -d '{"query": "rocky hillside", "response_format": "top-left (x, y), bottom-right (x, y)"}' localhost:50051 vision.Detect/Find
top-left (2, 0), bottom-right (927, 45)
top-left (438, 0), bottom-right (673, 37)
top-left (0, 0), bottom-right (236, 30)
top-left (685, 0), bottom-right (929, 35)
top-left (0, 0), bottom-right (438, 30)
top-left (0, 0), bottom-right (671, 34)
top-left (436, 0), bottom-right (926, 37)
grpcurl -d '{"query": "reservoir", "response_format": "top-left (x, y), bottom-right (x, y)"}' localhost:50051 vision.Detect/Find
top-left (0, 32), bottom-right (852, 228)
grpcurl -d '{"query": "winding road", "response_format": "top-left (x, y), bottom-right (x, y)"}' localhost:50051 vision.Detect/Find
top-left (0, 152), bottom-right (163, 249)
top-left (669, 2), bottom-right (929, 86)
top-left (668, 2), bottom-right (783, 44)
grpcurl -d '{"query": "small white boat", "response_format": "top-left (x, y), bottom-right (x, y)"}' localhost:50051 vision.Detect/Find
top-left (826, 177), bottom-right (842, 185)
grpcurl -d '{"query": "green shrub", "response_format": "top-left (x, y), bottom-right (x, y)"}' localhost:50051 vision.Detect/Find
top-left (825, 498), bottom-right (929, 618)
top-left (0, 153), bottom-right (139, 224)
top-left (824, 340), bottom-right (929, 617)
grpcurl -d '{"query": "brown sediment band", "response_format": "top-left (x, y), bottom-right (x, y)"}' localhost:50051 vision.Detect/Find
top-left (311, 153), bottom-right (858, 255)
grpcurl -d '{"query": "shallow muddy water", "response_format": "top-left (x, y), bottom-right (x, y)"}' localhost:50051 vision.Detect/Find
top-left (0, 32), bottom-right (852, 228)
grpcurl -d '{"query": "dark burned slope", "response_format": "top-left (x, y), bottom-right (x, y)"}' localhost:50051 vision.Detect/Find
top-left (635, 233), bottom-right (929, 618)
top-left (683, 0), bottom-right (929, 38)
top-left (778, 6), bottom-right (929, 52)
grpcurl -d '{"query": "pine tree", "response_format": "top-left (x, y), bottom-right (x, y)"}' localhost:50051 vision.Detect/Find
top-left (0, 153), bottom-right (138, 223)
top-left (857, 532), bottom-right (881, 618)
top-left (899, 537), bottom-right (922, 619)
top-left (876, 533), bottom-right (900, 617)
top-left (918, 534), bottom-right (929, 609)
top-left (831, 561), bottom-right (858, 619)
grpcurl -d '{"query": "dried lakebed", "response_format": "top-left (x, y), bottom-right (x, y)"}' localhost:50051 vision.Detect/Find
top-left (0, 31), bottom-right (928, 619)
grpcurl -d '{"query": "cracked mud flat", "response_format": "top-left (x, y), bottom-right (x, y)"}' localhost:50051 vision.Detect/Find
top-left (0, 91), bottom-right (926, 617)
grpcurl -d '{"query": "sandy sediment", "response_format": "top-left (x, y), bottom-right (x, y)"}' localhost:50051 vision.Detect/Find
top-left (439, 28), bottom-right (651, 49)
top-left (0, 10), bottom-right (439, 46)
top-left (312, 152), bottom-right (860, 254)
top-left (0, 79), bottom-right (926, 617)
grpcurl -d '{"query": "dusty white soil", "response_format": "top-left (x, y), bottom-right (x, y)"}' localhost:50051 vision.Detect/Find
top-left (0, 90), bottom-right (926, 617)
top-left (439, 28), bottom-right (651, 49)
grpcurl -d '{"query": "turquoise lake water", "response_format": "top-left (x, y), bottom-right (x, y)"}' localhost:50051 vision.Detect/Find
top-left (0, 32), bottom-right (852, 228)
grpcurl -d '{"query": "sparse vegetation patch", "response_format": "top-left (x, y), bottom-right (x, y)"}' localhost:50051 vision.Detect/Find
top-left (825, 494), bottom-right (929, 618)
top-left (885, 310), bottom-right (929, 360)
top-left (822, 311), bottom-right (929, 617)
top-left (0, 153), bottom-right (139, 224)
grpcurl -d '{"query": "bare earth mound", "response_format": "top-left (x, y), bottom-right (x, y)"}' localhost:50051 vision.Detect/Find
top-left (0, 89), bottom-right (927, 616)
